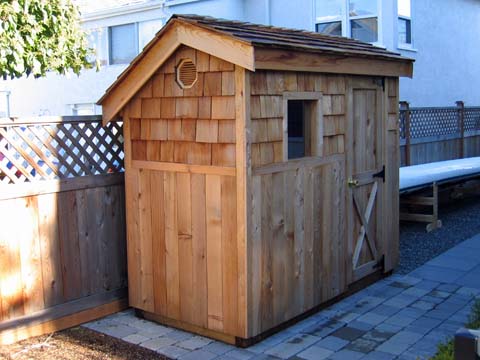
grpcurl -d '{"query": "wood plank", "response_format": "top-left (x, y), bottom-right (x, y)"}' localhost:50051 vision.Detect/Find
top-left (14, 197), bottom-right (44, 314)
top-left (150, 119), bottom-right (168, 140)
top-left (177, 172), bottom-right (194, 323)
top-left (218, 120), bottom-right (236, 143)
top-left (198, 97), bottom-right (212, 119)
top-left (164, 171), bottom-right (180, 319)
top-left (132, 160), bottom-right (236, 176)
top-left (0, 296), bottom-right (127, 346)
top-left (254, 48), bottom-right (414, 78)
top-left (271, 172), bottom-right (287, 325)
top-left (250, 175), bottom-right (262, 335)
top-left (252, 154), bottom-right (344, 175)
top-left (212, 143), bottom-right (236, 167)
top-left (150, 171), bottom-right (167, 316)
top-left (222, 71), bottom-right (235, 96)
top-left (205, 174), bottom-right (223, 331)
top-left (141, 310), bottom-right (236, 345)
top-left (37, 193), bottom-right (64, 308)
top-left (204, 72), bottom-right (222, 96)
top-left (196, 119), bottom-right (219, 143)
top-left (175, 21), bottom-right (255, 71)
top-left (161, 98), bottom-right (176, 119)
top-left (221, 176), bottom-right (238, 335)
top-left (260, 174), bottom-right (273, 332)
top-left (235, 66), bottom-right (249, 338)
top-left (138, 169), bottom-right (154, 312)
top-left (142, 98), bottom-right (161, 118)
top-left (0, 199), bottom-right (25, 320)
top-left (211, 96), bottom-right (236, 119)
top-left (191, 174), bottom-right (208, 328)
top-left (57, 191), bottom-right (82, 302)
top-left (176, 98), bottom-right (199, 119)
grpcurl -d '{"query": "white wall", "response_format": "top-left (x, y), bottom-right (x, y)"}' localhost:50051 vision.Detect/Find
top-left (399, 0), bottom-right (480, 106)
top-left (2, 0), bottom-right (479, 116)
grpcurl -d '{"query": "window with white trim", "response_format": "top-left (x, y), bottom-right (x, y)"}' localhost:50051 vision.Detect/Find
top-left (398, 0), bottom-right (412, 45)
top-left (315, 0), bottom-right (380, 44)
top-left (109, 23), bottom-right (138, 65)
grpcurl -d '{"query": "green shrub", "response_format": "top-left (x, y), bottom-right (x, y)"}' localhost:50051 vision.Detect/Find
top-left (430, 298), bottom-right (480, 360)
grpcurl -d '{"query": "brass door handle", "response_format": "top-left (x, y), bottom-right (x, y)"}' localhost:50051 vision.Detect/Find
top-left (348, 177), bottom-right (359, 187)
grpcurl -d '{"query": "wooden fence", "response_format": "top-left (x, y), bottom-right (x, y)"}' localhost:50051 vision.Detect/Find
top-left (0, 116), bottom-right (127, 345)
top-left (399, 102), bottom-right (480, 166)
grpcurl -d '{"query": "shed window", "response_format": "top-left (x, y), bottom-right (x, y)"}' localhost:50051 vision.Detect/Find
top-left (284, 93), bottom-right (323, 161)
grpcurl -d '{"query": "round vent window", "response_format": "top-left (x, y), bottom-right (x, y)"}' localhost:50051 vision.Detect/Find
top-left (176, 59), bottom-right (198, 89)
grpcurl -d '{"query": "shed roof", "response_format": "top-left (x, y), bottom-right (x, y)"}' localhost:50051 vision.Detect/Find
top-left (99, 14), bottom-right (414, 123)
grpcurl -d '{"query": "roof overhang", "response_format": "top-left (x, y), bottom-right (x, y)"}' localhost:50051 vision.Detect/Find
top-left (254, 47), bottom-right (414, 78)
top-left (98, 19), bottom-right (255, 124)
top-left (98, 16), bottom-right (414, 124)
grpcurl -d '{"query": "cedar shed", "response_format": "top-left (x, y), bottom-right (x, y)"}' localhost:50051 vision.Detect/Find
top-left (99, 15), bottom-right (414, 346)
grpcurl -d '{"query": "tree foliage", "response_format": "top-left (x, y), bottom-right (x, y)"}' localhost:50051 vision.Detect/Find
top-left (0, 0), bottom-right (92, 79)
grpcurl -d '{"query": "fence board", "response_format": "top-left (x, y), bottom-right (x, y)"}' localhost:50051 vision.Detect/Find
top-left (0, 116), bottom-right (127, 343)
top-left (399, 105), bottom-right (480, 165)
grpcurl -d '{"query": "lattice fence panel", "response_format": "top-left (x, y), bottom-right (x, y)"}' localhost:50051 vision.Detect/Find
top-left (0, 118), bottom-right (123, 184)
top-left (465, 107), bottom-right (480, 132)
top-left (408, 107), bottom-right (458, 139)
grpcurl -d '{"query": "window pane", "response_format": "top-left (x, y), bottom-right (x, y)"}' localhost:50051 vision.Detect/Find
top-left (109, 23), bottom-right (137, 65)
top-left (315, 0), bottom-right (343, 22)
top-left (349, 0), bottom-right (377, 17)
top-left (87, 28), bottom-right (108, 66)
top-left (316, 21), bottom-right (342, 36)
top-left (351, 17), bottom-right (378, 42)
top-left (288, 100), bottom-right (305, 159)
top-left (398, 0), bottom-right (411, 17)
top-left (398, 18), bottom-right (411, 44)
top-left (139, 19), bottom-right (163, 50)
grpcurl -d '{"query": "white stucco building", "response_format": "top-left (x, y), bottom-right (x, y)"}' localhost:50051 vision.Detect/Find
top-left (1, 0), bottom-right (479, 116)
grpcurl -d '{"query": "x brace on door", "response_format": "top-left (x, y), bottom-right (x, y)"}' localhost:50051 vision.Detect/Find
top-left (352, 181), bottom-right (379, 269)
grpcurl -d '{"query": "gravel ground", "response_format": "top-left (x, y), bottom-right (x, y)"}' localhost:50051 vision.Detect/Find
top-left (0, 327), bottom-right (165, 360)
top-left (397, 191), bottom-right (480, 274)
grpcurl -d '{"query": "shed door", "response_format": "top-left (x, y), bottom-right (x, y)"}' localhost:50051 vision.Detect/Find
top-left (347, 78), bottom-right (385, 283)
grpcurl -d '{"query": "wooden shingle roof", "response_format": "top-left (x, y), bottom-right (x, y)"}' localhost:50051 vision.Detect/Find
top-left (99, 14), bottom-right (413, 123)
top-left (172, 14), bottom-right (407, 62)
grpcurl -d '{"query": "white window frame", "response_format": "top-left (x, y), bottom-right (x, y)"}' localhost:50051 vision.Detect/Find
top-left (283, 92), bottom-right (324, 161)
top-left (315, 0), bottom-right (383, 46)
top-left (397, 0), bottom-right (413, 49)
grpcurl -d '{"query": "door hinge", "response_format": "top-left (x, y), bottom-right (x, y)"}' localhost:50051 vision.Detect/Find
top-left (373, 255), bottom-right (385, 270)
top-left (373, 165), bottom-right (385, 182)
top-left (373, 77), bottom-right (385, 91)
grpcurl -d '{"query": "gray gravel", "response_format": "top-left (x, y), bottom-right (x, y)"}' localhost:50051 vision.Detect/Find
top-left (397, 193), bottom-right (480, 274)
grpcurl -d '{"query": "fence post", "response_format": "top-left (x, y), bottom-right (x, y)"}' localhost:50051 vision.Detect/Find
top-left (400, 101), bottom-right (411, 166)
top-left (456, 100), bottom-right (465, 158)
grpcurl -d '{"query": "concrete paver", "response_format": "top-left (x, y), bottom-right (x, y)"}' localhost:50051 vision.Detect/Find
top-left (83, 234), bottom-right (480, 359)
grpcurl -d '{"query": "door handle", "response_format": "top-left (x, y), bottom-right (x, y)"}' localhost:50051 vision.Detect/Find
top-left (348, 177), bottom-right (359, 188)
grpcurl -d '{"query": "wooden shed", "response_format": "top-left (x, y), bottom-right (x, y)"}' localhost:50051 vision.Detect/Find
top-left (98, 15), bottom-right (414, 345)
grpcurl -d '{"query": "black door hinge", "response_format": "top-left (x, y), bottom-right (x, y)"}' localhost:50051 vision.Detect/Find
top-left (373, 165), bottom-right (385, 182)
top-left (373, 77), bottom-right (385, 91)
top-left (373, 255), bottom-right (385, 270)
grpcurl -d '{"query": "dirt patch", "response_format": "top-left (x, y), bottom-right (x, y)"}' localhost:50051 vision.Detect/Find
top-left (0, 327), bottom-right (167, 360)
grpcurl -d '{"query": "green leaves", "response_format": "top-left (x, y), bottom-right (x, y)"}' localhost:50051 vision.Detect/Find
top-left (0, 0), bottom-right (93, 79)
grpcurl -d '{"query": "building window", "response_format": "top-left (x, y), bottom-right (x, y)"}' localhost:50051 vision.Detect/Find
top-left (109, 23), bottom-right (138, 65)
top-left (315, 0), bottom-right (379, 44)
top-left (283, 93), bottom-right (323, 160)
top-left (87, 28), bottom-right (108, 66)
top-left (398, 0), bottom-right (412, 45)
top-left (139, 19), bottom-right (164, 50)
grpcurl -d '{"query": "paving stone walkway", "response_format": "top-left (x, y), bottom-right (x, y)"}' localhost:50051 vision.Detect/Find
top-left (84, 234), bottom-right (480, 360)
